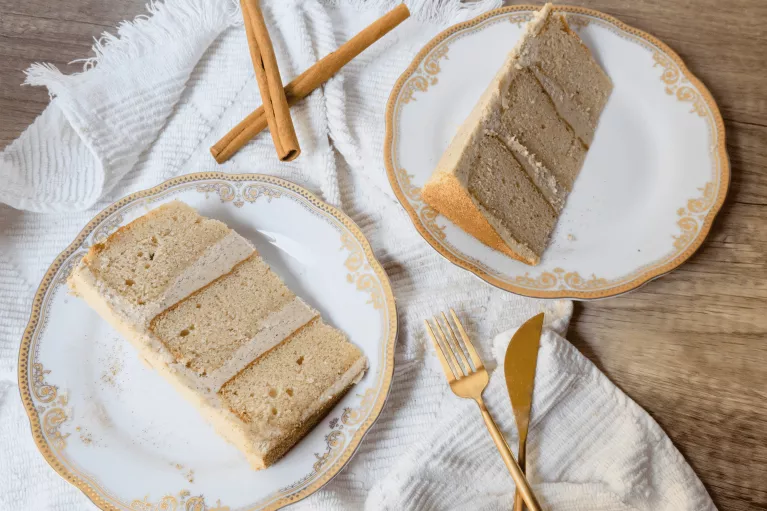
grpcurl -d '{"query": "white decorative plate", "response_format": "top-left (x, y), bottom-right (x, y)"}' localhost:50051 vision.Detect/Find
top-left (385, 6), bottom-right (729, 299)
top-left (19, 174), bottom-right (396, 510)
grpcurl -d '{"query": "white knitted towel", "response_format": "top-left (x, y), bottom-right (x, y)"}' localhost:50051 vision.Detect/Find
top-left (0, 0), bottom-right (714, 509)
top-left (365, 315), bottom-right (716, 511)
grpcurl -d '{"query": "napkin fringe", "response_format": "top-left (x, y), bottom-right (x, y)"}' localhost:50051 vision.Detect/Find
top-left (405, 0), bottom-right (503, 24)
top-left (321, 0), bottom-right (503, 25)
top-left (16, 0), bottom-right (237, 212)
top-left (24, 0), bottom-right (239, 93)
top-left (23, 63), bottom-right (65, 96)
top-left (23, 0), bottom-right (506, 93)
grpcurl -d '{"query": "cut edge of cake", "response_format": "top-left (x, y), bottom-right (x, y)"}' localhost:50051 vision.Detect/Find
top-left (421, 3), bottom-right (613, 265)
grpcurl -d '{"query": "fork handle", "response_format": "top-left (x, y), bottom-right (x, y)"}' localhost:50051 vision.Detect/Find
top-left (475, 398), bottom-right (542, 511)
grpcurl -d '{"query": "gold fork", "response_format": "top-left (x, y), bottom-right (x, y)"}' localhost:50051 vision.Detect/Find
top-left (425, 310), bottom-right (542, 511)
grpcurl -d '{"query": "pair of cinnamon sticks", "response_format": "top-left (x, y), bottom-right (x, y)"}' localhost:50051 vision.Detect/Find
top-left (211, 2), bottom-right (410, 164)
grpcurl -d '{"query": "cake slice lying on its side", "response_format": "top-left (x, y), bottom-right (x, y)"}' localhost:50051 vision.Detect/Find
top-left (422, 3), bottom-right (612, 265)
top-left (68, 201), bottom-right (367, 469)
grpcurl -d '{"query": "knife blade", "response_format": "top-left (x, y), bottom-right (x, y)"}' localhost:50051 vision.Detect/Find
top-left (504, 313), bottom-right (544, 511)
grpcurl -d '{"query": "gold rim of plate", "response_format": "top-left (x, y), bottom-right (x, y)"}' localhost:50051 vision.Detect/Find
top-left (17, 172), bottom-right (398, 511)
top-left (384, 5), bottom-right (730, 299)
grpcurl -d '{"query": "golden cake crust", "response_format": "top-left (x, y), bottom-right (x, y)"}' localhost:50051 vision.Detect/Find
top-left (422, 172), bottom-right (531, 264)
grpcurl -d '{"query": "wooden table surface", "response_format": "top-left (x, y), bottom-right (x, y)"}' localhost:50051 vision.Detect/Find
top-left (2, 1), bottom-right (765, 509)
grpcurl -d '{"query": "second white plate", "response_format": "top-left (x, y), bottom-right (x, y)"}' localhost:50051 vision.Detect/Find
top-left (385, 6), bottom-right (729, 299)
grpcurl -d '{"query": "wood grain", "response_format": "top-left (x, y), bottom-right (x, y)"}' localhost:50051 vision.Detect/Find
top-left (1, 1), bottom-right (765, 509)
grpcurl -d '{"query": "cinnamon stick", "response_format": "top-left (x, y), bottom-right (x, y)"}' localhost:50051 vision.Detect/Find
top-left (241, 0), bottom-right (300, 161)
top-left (212, 3), bottom-right (410, 164)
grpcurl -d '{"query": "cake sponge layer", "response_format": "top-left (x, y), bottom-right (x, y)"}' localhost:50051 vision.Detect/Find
top-left (78, 201), bottom-right (255, 326)
top-left (150, 255), bottom-right (298, 375)
top-left (517, 11), bottom-right (612, 145)
top-left (219, 318), bottom-right (366, 467)
top-left (496, 67), bottom-right (586, 191)
top-left (468, 136), bottom-right (557, 257)
top-left (85, 202), bottom-right (230, 308)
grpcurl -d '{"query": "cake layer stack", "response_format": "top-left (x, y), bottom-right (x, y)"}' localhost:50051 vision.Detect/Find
top-left (69, 201), bottom-right (367, 469)
top-left (422, 4), bottom-right (612, 265)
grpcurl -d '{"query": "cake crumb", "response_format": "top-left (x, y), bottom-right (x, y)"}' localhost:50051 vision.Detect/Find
top-left (185, 469), bottom-right (195, 483)
top-left (89, 400), bottom-right (113, 429)
top-left (567, 233), bottom-right (576, 241)
top-left (100, 352), bottom-right (124, 388)
top-left (77, 426), bottom-right (95, 446)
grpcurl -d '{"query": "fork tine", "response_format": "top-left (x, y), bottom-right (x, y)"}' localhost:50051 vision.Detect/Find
top-left (441, 311), bottom-right (472, 373)
top-left (450, 309), bottom-right (484, 370)
top-left (432, 317), bottom-right (465, 377)
top-left (424, 320), bottom-right (458, 381)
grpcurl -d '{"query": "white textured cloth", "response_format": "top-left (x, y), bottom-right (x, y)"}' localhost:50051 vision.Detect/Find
top-left (0, 0), bottom-right (714, 510)
top-left (367, 315), bottom-right (716, 511)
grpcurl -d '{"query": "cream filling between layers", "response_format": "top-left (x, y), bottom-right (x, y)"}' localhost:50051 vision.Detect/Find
top-left (70, 259), bottom-right (362, 467)
top-left (428, 5), bottom-right (558, 194)
top-left (485, 131), bottom-right (567, 213)
top-left (530, 66), bottom-right (595, 147)
top-left (472, 201), bottom-right (540, 264)
top-left (71, 262), bottom-right (319, 408)
top-left (302, 356), bottom-right (367, 423)
top-left (206, 298), bottom-right (319, 391)
top-left (154, 231), bottom-right (256, 316)
top-left (68, 264), bottom-right (259, 455)
top-left (86, 231), bottom-right (256, 329)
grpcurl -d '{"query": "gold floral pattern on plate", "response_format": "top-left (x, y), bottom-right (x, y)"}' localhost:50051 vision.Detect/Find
top-left (395, 168), bottom-right (446, 241)
top-left (276, 389), bottom-right (378, 499)
top-left (32, 362), bottom-right (57, 403)
top-left (196, 182), bottom-right (236, 203)
top-left (93, 213), bottom-right (124, 244)
top-left (400, 46), bottom-right (449, 104)
top-left (652, 51), bottom-right (708, 117)
top-left (674, 182), bottom-right (716, 250)
top-left (130, 493), bottom-right (229, 511)
top-left (282, 387), bottom-right (378, 496)
top-left (341, 233), bottom-right (385, 309)
top-left (196, 182), bottom-right (282, 207)
top-left (508, 13), bottom-right (534, 27)
top-left (30, 363), bottom-right (71, 451)
top-left (340, 388), bottom-right (377, 427)
top-left (513, 268), bottom-right (608, 291)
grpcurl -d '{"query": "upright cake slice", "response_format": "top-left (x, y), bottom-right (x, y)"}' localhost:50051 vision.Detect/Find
top-left (68, 201), bottom-right (367, 469)
top-left (422, 4), bottom-right (612, 265)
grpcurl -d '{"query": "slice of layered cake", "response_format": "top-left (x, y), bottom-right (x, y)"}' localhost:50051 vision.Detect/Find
top-left (422, 3), bottom-right (612, 265)
top-left (68, 201), bottom-right (367, 469)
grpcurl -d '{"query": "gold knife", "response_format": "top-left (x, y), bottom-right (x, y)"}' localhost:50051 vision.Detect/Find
top-left (504, 313), bottom-right (544, 511)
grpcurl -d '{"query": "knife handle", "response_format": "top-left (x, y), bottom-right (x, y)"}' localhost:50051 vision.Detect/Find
top-left (475, 398), bottom-right (541, 511)
top-left (513, 438), bottom-right (527, 511)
